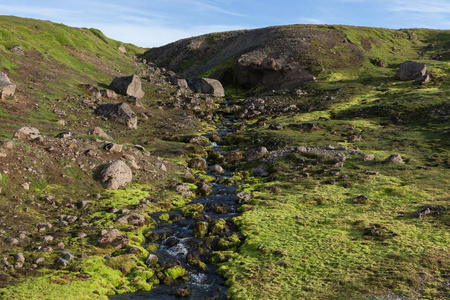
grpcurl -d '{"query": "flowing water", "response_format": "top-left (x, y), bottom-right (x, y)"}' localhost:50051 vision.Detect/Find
top-left (113, 121), bottom-right (238, 299)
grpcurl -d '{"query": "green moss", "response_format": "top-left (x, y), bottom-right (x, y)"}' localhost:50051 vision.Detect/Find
top-left (164, 265), bottom-right (186, 280)
top-left (181, 203), bottom-right (204, 218)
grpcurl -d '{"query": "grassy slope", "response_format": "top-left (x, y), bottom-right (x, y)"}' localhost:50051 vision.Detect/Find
top-left (0, 16), bottom-right (213, 299)
top-left (214, 27), bottom-right (449, 299)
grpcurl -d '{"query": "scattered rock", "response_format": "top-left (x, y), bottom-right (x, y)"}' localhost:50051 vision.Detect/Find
top-left (110, 75), bottom-right (144, 99)
top-left (78, 200), bottom-right (93, 209)
top-left (34, 257), bottom-right (45, 265)
top-left (235, 192), bottom-right (252, 203)
top-left (201, 78), bottom-right (225, 97)
top-left (246, 146), bottom-right (268, 162)
top-left (95, 103), bottom-right (138, 129)
top-left (145, 253), bottom-right (158, 265)
top-left (56, 132), bottom-right (73, 139)
top-left (156, 162), bottom-right (167, 172)
top-left (100, 160), bottom-right (133, 190)
top-left (117, 213), bottom-right (147, 227)
top-left (104, 143), bottom-right (123, 153)
top-left (13, 126), bottom-right (43, 142)
top-left (411, 204), bottom-right (445, 219)
top-left (96, 229), bottom-right (129, 251)
top-left (362, 154), bottom-right (375, 161)
top-left (188, 157), bottom-right (207, 171)
top-left (251, 166), bottom-right (269, 177)
top-left (89, 127), bottom-right (112, 140)
top-left (100, 89), bottom-right (117, 99)
top-left (385, 154), bottom-right (403, 164)
top-left (56, 257), bottom-right (69, 267)
top-left (0, 71), bottom-right (17, 99)
top-left (210, 164), bottom-right (225, 174)
top-left (10, 45), bottom-right (24, 55)
top-left (398, 61), bottom-right (427, 81)
top-left (118, 43), bottom-right (127, 54)
top-left (176, 288), bottom-right (190, 298)
top-left (353, 195), bottom-right (368, 204)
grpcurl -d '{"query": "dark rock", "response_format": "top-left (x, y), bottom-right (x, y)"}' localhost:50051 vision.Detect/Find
top-left (411, 204), bottom-right (445, 219)
top-left (110, 75), bottom-right (144, 99)
top-left (56, 258), bottom-right (69, 267)
top-left (353, 195), bottom-right (368, 204)
top-left (95, 103), bottom-right (138, 129)
top-left (100, 160), bottom-right (132, 190)
top-left (176, 288), bottom-right (190, 298)
top-left (269, 124), bottom-right (283, 130)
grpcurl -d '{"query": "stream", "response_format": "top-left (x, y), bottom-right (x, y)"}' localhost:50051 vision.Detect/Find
top-left (113, 120), bottom-right (238, 299)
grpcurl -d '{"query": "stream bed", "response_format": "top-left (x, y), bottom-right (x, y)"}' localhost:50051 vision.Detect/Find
top-left (113, 122), bottom-right (238, 300)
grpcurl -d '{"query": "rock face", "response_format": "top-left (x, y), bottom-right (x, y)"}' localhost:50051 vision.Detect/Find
top-left (0, 72), bottom-right (17, 99)
top-left (398, 61), bottom-right (427, 81)
top-left (110, 75), bottom-right (144, 99)
top-left (95, 103), bottom-right (137, 129)
top-left (201, 78), bottom-right (225, 97)
top-left (100, 160), bottom-right (132, 190)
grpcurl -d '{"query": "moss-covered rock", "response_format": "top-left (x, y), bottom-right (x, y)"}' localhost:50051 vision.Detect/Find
top-left (163, 265), bottom-right (186, 280)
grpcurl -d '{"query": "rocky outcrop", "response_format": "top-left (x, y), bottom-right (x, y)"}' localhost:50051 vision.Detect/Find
top-left (95, 102), bottom-right (137, 129)
top-left (110, 75), bottom-right (144, 99)
top-left (0, 72), bottom-right (16, 99)
top-left (143, 25), bottom-right (363, 90)
top-left (201, 78), bottom-right (225, 97)
top-left (99, 160), bottom-right (132, 190)
top-left (398, 61), bottom-right (427, 81)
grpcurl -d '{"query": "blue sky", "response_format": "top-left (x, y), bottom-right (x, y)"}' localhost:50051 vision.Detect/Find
top-left (1, 0), bottom-right (450, 48)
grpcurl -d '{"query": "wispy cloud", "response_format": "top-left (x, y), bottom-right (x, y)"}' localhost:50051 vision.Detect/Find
top-left (387, 0), bottom-right (450, 13)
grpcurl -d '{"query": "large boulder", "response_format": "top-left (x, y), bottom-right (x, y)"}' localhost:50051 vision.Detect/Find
top-left (0, 72), bottom-right (16, 100)
top-left (110, 75), bottom-right (144, 99)
top-left (100, 160), bottom-right (132, 190)
top-left (95, 102), bottom-right (137, 129)
top-left (13, 126), bottom-right (43, 142)
top-left (398, 61), bottom-right (427, 81)
top-left (201, 78), bottom-right (225, 97)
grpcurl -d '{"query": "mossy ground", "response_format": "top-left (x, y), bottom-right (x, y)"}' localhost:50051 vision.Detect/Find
top-left (211, 27), bottom-right (449, 299)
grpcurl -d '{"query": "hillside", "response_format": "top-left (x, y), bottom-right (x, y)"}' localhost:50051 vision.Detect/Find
top-left (0, 16), bottom-right (449, 300)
